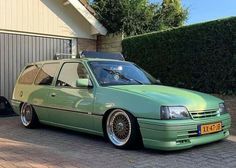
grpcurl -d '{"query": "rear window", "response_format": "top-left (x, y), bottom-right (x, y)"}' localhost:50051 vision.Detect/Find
top-left (35, 63), bottom-right (59, 85)
top-left (18, 65), bottom-right (40, 84)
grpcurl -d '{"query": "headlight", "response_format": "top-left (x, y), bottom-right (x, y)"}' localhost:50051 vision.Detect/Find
top-left (218, 103), bottom-right (228, 115)
top-left (160, 106), bottom-right (190, 120)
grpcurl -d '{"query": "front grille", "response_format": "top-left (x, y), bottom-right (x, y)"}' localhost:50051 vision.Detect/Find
top-left (190, 110), bottom-right (219, 119)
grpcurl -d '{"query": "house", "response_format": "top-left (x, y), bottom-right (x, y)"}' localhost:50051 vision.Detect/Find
top-left (0, 0), bottom-right (107, 100)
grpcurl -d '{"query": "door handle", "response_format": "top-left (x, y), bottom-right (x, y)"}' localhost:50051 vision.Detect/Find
top-left (51, 93), bottom-right (56, 97)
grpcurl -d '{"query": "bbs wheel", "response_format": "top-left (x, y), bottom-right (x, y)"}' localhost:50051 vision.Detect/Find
top-left (20, 103), bottom-right (39, 128)
top-left (106, 109), bottom-right (142, 149)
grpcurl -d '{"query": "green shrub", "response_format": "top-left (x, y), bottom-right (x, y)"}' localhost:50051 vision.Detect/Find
top-left (122, 17), bottom-right (236, 94)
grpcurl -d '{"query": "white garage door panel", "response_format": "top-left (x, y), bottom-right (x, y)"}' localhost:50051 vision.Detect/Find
top-left (0, 33), bottom-right (72, 100)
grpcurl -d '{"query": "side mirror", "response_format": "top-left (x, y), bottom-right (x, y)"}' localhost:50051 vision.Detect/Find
top-left (76, 79), bottom-right (93, 88)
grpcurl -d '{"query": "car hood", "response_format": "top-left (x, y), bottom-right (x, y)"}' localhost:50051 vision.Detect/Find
top-left (109, 85), bottom-right (222, 111)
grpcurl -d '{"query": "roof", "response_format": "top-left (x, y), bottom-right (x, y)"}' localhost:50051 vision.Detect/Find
top-left (67, 0), bottom-right (107, 35)
top-left (79, 0), bottom-right (96, 16)
top-left (30, 58), bottom-right (125, 66)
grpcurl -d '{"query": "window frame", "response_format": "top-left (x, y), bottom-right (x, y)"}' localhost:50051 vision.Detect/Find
top-left (55, 61), bottom-right (93, 89)
top-left (18, 64), bottom-right (41, 85)
top-left (34, 62), bottom-right (60, 86)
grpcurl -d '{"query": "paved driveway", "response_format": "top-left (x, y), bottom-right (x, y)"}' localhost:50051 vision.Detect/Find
top-left (0, 95), bottom-right (236, 168)
top-left (0, 116), bottom-right (236, 168)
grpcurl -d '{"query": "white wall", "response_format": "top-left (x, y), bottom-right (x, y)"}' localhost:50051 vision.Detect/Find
top-left (0, 0), bottom-right (96, 39)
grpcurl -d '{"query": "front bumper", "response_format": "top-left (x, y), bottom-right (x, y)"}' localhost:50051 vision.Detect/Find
top-left (138, 113), bottom-right (231, 151)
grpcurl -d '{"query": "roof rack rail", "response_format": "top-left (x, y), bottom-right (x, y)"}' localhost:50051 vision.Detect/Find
top-left (53, 53), bottom-right (79, 60)
top-left (53, 51), bottom-right (125, 61)
top-left (81, 51), bottom-right (125, 61)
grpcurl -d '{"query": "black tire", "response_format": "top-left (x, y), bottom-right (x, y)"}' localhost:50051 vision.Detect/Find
top-left (20, 103), bottom-right (39, 128)
top-left (106, 109), bottom-right (142, 149)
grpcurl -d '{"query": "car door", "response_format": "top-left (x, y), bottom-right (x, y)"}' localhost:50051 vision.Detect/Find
top-left (30, 63), bottom-right (60, 121)
top-left (47, 62), bottom-right (95, 131)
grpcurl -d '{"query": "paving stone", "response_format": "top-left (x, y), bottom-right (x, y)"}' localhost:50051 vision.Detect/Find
top-left (0, 95), bottom-right (235, 168)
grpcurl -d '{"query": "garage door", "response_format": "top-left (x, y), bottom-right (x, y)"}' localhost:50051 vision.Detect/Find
top-left (0, 33), bottom-right (72, 100)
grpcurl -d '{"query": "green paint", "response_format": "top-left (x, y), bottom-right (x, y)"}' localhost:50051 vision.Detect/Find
top-left (12, 58), bottom-right (231, 150)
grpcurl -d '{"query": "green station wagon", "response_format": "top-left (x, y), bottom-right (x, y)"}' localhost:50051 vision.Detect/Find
top-left (11, 52), bottom-right (231, 151)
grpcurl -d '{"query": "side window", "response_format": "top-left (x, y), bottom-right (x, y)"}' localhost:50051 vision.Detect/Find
top-left (56, 62), bottom-right (89, 87)
top-left (35, 63), bottom-right (59, 85)
top-left (18, 65), bottom-right (40, 84)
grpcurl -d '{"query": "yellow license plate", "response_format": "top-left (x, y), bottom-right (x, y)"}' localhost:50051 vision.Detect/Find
top-left (199, 122), bottom-right (222, 135)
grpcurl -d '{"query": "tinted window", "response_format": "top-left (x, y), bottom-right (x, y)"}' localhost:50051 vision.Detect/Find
top-left (35, 63), bottom-right (59, 85)
top-left (18, 65), bottom-right (40, 84)
top-left (56, 62), bottom-right (89, 87)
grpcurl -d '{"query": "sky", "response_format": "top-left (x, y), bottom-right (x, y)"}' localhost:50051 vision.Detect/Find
top-left (150, 0), bottom-right (236, 25)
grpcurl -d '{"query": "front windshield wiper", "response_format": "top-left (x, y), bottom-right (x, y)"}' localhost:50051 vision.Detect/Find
top-left (103, 68), bottom-right (143, 85)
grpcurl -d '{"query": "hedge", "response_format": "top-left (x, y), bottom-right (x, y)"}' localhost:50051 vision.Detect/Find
top-left (122, 17), bottom-right (236, 94)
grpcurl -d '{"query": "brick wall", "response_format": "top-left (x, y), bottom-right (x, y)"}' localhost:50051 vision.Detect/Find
top-left (97, 33), bottom-right (123, 53)
top-left (77, 38), bottom-right (97, 51)
top-left (77, 33), bottom-right (123, 53)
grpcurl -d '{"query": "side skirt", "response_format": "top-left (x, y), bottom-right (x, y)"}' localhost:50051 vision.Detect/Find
top-left (40, 120), bottom-right (104, 137)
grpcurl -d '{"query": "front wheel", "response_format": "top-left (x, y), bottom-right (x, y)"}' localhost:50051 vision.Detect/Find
top-left (20, 103), bottom-right (39, 128)
top-left (106, 109), bottom-right (142, 149)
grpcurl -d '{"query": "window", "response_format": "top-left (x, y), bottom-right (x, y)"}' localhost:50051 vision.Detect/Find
top-left (35, 63), bottom-right (59, 85)
top-left (18, 65), bottom-right (41, 84)
top-left (89, 61), bottom-right (156, 86)
top-left (56, 62), bottom-right (89, 87)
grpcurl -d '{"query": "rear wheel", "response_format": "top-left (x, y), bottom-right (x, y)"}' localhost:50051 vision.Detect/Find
top-left (20, 103), bottom-right (39, 128)
top-left (106, 109), bottom-right (142, 149)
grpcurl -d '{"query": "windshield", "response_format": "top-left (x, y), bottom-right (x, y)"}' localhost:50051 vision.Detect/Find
top-left (88, 61), bottom-right (157, 86)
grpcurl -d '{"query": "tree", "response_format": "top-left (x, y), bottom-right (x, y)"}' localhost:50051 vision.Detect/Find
top-left (122, 0), bottom-right (155, 36)
top-left (91, 0), bottom-right (188, 36)
top-left (92, 0), bottom-right (125, 34)
top-left (152, 0), bottom-right (188, 30)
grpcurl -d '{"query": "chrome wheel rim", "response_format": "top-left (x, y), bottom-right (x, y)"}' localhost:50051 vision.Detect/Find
top-left (106, 109), bottom-right (131, 146)
top-left (20, 103), bottom-right (33, 127)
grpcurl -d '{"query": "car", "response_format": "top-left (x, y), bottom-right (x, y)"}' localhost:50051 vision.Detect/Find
top-left (11, 53), bottom-right (231, 151)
